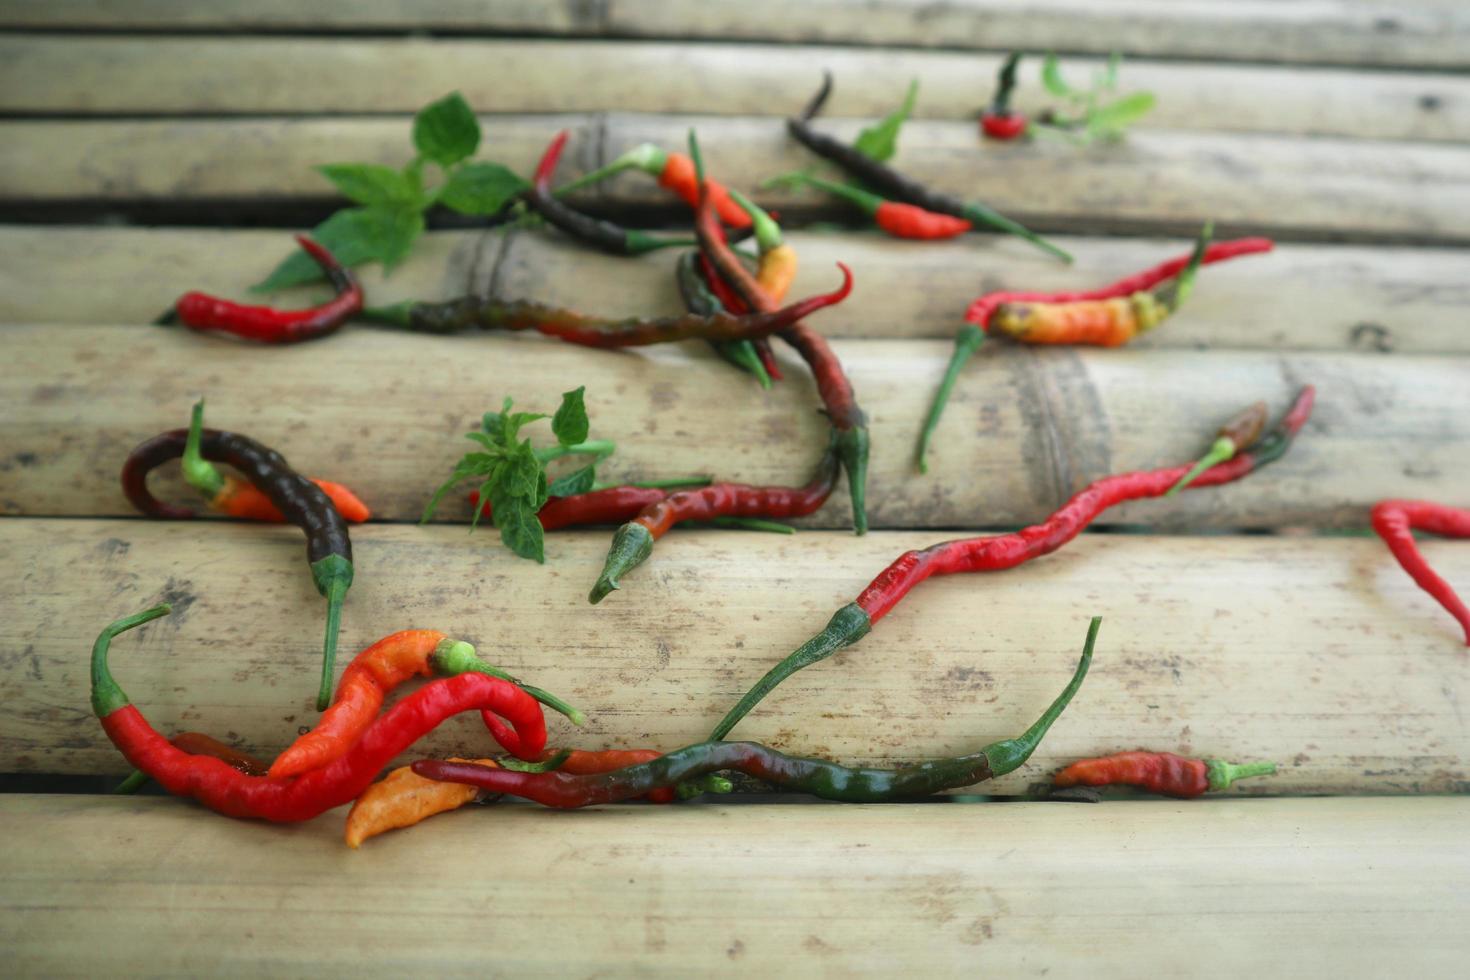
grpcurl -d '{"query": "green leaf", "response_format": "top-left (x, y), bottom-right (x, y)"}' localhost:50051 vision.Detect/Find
top-left (853, 79), bottom-right (918, 163)
top-left (438, 162), bottom-right (529, 216)
top-left (501, 444), bottom-right (543, 500)
top-left (1087, 91), bottom-right (1156, 139)
top-left (547, 463), bottom-right (596, 497)
top-left (1041, 53), bottom-right (1075, 98)
top-left (315, 163), bottom-right (421, 209)
top-left (413, 92), bottom-right (480, 166)
top-left (496, 497), bottom-right (545, 563)
top-left (552, 386), bottom-right (589, 447)
top-left (251, 206), bottom-right (423, 292)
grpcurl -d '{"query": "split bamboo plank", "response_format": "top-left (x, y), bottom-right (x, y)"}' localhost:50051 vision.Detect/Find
top-left (4, 520), bottom-right (1468, 791)
top-left (0, 324), bottom-right (1464, 528)
top-left (3, 36), bottom-right (1466, 143)
top-left (4, 226), bottom-right (1466, 354)
top-left (4, 116), bottom-right (1468, 242)
top-left (1, 0), bottom-right (1463, 69)
top-left (2, 796), bottom-right (1467, 976)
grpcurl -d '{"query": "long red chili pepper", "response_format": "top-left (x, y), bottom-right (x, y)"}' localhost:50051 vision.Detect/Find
top-left (1371, 500), bottom-right (1470, 644)
top-left (1053, 751), bottom-right (1276, 798)
top-left (554, 142), bottom-right (753, 229)
top-left (589, 440), bottom-right (840, 603)
top-left (162, 236), bottom-right (363, 343)
top-left (708, 388), bottom-right (1314, 739)
top-left (415, 618), bottom-right (1100, 807)
top-left (91, 605), bottom-right (549, 823)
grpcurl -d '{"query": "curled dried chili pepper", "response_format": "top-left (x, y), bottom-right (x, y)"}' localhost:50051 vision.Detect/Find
top-left (524, 131), bottom-right (695, 256)
top-left (91, 605), bottom-right (548, 823)
top-left (589, 436), bottom-right (840, 603)
top-left (676, 250), bottom-right (771, 388)
top-left (980, 53), bottom-right (1027, 140)
top-left (344, 757), bottom-right (498, 849)
top-left (416, 617), bottom-right (1097, 806)
top-left (1053, 751), bottom-right (1276, 798)
top-left (554, 142), bottom-right (752, 229)
top-left (268, 630), bottom-right (567, 779)
top-left (916, 229), bottom-right (1273, 473)
top-left (774, 174), bottom-right (972, 240)
top-left (694, 139), bottom-right (871, 535)
top-left (358, 266), bottom-right (851, 345)
top-left (711, 389), bottom-right (1314, 739)
top-left (1371, 500), bottom-right (1470, 645)
top-left (121, 402), bottom-right (356, 712)
top-left (788, 72), bottom-right (1069, 262)
top-left (159, 236), bottom-right (363, 343)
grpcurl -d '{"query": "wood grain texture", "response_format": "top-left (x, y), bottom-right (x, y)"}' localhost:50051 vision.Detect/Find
top-left (5, 226), bottom-right (1466, 354)
top-left (3, 36), bottom-right (1466, 143)
top-left (5, 520), bottom-right (1468, 792)
top-left (3, 797), bottom-right (1469, 976)
top-left (2, 0), bottom-right (1463, 68)
top-left (5, 116), bottom-right (1467, 243)
top-left (1, 324), bottom-right (1464, 529)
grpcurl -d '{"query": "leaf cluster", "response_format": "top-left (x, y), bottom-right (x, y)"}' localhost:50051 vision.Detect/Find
top-left (1035, 52), bottom-right (1156, 144)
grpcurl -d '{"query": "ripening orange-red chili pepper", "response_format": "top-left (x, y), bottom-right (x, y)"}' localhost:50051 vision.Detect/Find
top-left (344, 757), bottom-right (497, 848)
top-left (775, 174), bottom-right (972, 240)
top-left (1053, 751), bottom-right (1276, 798)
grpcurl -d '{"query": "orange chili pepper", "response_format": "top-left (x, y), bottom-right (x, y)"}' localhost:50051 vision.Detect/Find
top-left (345, 757), bottom-right (497, 848)
top-left (212, 476), bottom-right (371, 523)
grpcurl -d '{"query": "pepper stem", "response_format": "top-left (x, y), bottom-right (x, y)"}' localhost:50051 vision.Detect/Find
top-left (991, 52), bottom-right (1022, 114)
top-left (982, 616), bottom-right (1098, 777)
top-left (779, 173), bottom-right (885, 218)
top-left (91, 604), bottom-right (172, 717)
top-left (1206, 758), bottom-right (1277, 791)
top-left (677, 774), bottom-right (735, 799)
top-left (836, 425), bottom-right (870, 536)
top-left (1158, 221), bottom-right (1213, 312)
top-left (113, 769), bottom-right (149, 794)
top-left (589, 522), bottom-right (655, 604)
top-left (310, 554), bottom-right (354, 712)
top-left (182, 399), bottom-right (225, 500)
top-left (359, 301), bottom-right (417, 327)
top-left (499, 749), bottom-right (575, 773)
top-left (431, 638), bottom-right (588, 727)
top-left (687, 130), bottom-right (705, 184)
top-left (1165, 435), bottom-right (1235, 497)
top-left (535, 439), bottom-right (616, 465)
top-left (552, 143), bottom-right (667, 197)
top-left (916, 323), bottom-right (986, 474)
top-left (592, 476), bottom-right (712, 491)
top-left (708, 602), bottom-right (873, 740)
top-left (960, 200), bottom-right (1072, 263)
top-left (727, 188), bottom-right (785, 251)
top-left (704, 516), bottom-right (795, 534)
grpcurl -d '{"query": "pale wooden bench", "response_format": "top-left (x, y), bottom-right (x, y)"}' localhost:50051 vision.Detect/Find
top-left (2, 2), bottom-right (1468, 974)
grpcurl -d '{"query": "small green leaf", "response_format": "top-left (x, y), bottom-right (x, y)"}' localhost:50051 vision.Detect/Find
top-left (502, 445), bottom-right (543, 500)
top-left (1102, 51), bottom-right (1123, 91)
top-left (1041, 53), bottom-right (1075, 98)
top-left (1087, 91), bottom-right (1156, 134)
top-left (552, 386), bottom-right (589, 447)
top-left (315, 163), bottom-right (421, 209)
top-left (533, 468), bottom-right (549, 511)
top-left (496, 497), bottom-right (545, 563)
top-left (378, 208), bottom-right (425, 274)
top-left (439, 162), bottom-right (529, 216)
top-left (853, 79), bottom-right (919, 163)
top-left (251, 206), bottom-right (423, 292)
top-left (547, 463), bottom-right (596, 497)
top-left (413, 92), bottom-right (480, 166)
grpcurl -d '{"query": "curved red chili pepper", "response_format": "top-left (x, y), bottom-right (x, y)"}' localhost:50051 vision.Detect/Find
top-left (1371, 499), bottom-right (1470, 644)
top-left (472, 485), bottom-right (678, 531)
top-left (1053, 751), bottom-right (1276, 798)
top-left (170, 236), bottom-right (363, 343)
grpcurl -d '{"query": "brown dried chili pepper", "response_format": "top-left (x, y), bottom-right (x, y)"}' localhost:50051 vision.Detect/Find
top-left (589, 436), bottom-right (840, 603)
top-left (344, 757), bottom-right (498, 849)
top-left (692, 135), bottom-right (871, 535)
top-left (709, 388), bottom-right (1315, 739)
top-left (160, 236), bottom-right (363, 343)
top-left (416, 618), bottom-right (1099, 807)
top-left (1371, 500), bottom-right (1470, 645)
top-left (787, 72), bottom-right (1070, 262)
top-left (1165, 400), bottom-right (1268, 496)
top-left (1053, 751), bottom-right (1276, 798)
top-left (121, 401), bottom-right (355, 712)
top-left (523, 131), bottom-right (695, 256)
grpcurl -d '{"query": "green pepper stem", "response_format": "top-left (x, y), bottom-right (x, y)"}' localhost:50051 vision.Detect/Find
top-left (981, 616), bottom-right (1098, 777)
top-left (677, 773), bottom-right (735, 799)
top-left (727, 188), bottom-right (785, 251)
top-left (91, 604), bottom-right (172, 717)
top-left (1165, 436), bottom-right (1235, 497)
top-left (836, 425), bottom-right (870, 536)
top-left (113, 770), bottom-right (149, 794)
top-left (782, 173), bottom-right (886, 217)
top-left (960, 201), bottom-right (1072, 263)
top-left (552, 143), bottom-right (667, 197)
top-left (708, 602), bottom-right (872, 741)
top-left (311, 556), bottom-right (355, 712)
top-left (624, 232), bottom-right (700, 255)
top-left (182, 398), bottom-right (225, 499)
top-left (704, 516), bottom-right (795, 534)
top-left (1158, 220), bottom-right (1213, 312)
top-left (359, 301), bottom-right (417, 327)
top-left (1206, 758), bottom-right (1277, 791)
top-left (916, 323), bottom-right (986, 474)
top-left (687, 130), bottom-right (705, 184)
top-left (593, 476), bottom-right (712, 491)
top-left (535, 439), bottom-right (616, 465)
top-left (589, 522), bottom-right (655, 604)
top-left (500, 749), bottom-right (575, 773)
top-left (431, 638), bottom-right (588, 728)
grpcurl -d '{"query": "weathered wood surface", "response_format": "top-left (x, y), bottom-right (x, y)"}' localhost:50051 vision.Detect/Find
top-left (4, 36), bottom-right (1467, 143)
top-left (4, 226), bottom-right (1466, 353)
top-left (4, 795), bottom-right (1468, 976)
top-left (2, 323), bottom-right (1463, 528)
top-left (5, 116), bottom-right (1468, 243)
top-left (5, 521), bottom-right (1468, 792)
top-left (3, 0), bottom-right (1464, 69)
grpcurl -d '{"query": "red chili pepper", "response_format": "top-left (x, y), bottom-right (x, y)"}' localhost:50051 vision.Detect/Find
top-left (589, 441), bottom-right (840, 603)
top-left (554, 143), bottom-right (753, 229)
top-left (1053, 751), bottom-right (1276, 798)
top-left (1371, 500), bottom-right (1470, 644)
top-left (780, 174), bottom-right (972, 240)
top-left (91, 605), bottom-right (548, 823)
top-left (470, 482), bottom-right (714, 531)
top-left (165, 236), bottom-right (363, 343)
top-left (170, 732), bottom-right (270, 777)
top-left (709, 388), bottom-right (1315, 739)
top-left (980, 53), bottom-right (1027, 141)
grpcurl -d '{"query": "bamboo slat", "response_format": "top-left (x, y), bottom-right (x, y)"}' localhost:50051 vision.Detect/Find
top-left (4, 521), bottom-right (1468, 791)
top-left (2, 36), bottom-right (1465, 143)
top-left (1, 0), bottom-right (1462, 69)
top-left (5, 117), bottom-right (1467, 242)
top-left (0, 324), bottom-right (1463, 528)
top-left (4, 226), bottom-right (1466, 354)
